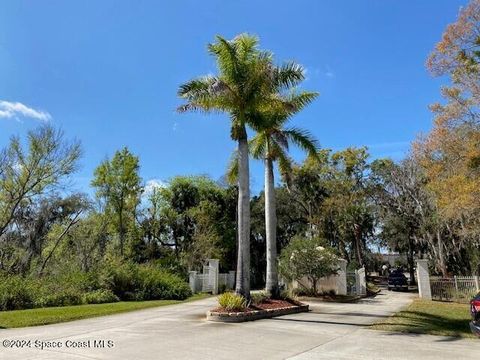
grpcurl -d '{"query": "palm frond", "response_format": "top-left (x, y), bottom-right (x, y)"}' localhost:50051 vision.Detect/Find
top-left (273, 61), bottom-right (305, 90)
top-left (176, 103), bottom-right (203, 113)
top-left (271, 129), bottom-right (289, 151)
top-left (226, 150), bottom-right (239, 185)
top-left (277, 150), bottom-right (294, 187)
top-left (177, 76), bottom-right (233, 113)
top-left (284, 127), bottom-right (320, 159)
top-left (286, 91), bottom-right (319, 113)
top-left (235, 33), bottom-right (259, 61)
top-left (177, 76), bottom-right (217, 98)
top-left (249, 132), bottom-right (267, 159)
top-left (208, 36), bottom-right (240, 84)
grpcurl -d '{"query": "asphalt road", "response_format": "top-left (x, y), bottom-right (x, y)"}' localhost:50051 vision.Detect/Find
top-left (0, 290), bottom-right (479, 359)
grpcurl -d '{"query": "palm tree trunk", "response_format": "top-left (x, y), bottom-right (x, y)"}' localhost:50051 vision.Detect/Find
top-left (235, 134), bottom-right (251, 299)
top-left (265, 157), bottom-right (278, 297)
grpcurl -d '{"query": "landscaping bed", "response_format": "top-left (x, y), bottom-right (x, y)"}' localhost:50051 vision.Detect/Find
top-left (207, 298), bottom-right (309, 323)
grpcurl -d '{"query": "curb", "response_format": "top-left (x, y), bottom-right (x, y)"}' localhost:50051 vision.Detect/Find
top-left (206, 304), bottom-right (309, 323)
top-left (299, 295), bottom-right (363, 303)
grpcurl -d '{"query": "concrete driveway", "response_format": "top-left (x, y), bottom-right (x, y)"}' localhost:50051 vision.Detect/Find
top-left (0, 291), bottom-right (478, 359)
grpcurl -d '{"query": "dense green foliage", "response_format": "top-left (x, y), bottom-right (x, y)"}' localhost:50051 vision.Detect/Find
top-left (0, 261), bottom-right (191, 311)
top-left (101, 260), bottom-right (192, 301)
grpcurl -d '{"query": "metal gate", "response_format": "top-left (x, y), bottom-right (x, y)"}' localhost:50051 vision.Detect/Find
top-left (430, 276), bottom-right (479, 303)
top-left (347, 272), bottom-right (356, 295)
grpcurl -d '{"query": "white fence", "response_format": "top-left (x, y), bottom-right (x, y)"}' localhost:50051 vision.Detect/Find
top-left (189, 259), bottom-right (235, 294)
top-left (430, 276), bottom-right (479, 303)
top-left (417, 259), bottom-right (480, 303)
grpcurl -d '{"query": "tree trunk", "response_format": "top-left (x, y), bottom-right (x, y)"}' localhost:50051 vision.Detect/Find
top-left (235, 135), bottom-right (251, 299)
top-left (264, 157), bottom-right (279, 297)
top-left (437, 230), bottom-right (447, 276)
top-left (119, 210), bottom-right (125, 256)
top-left (39, 211), bottom-right (82, 275)
top-left (407, 235), bottom-right (416, 285)
top-left (311, 278), bottom-right (318, 296)
top-left (353, 223), bottom-right (363, 266)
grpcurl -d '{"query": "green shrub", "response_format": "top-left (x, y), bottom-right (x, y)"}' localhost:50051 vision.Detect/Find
top-left (137, 266), bottom-right (192, 300)
top-left (250, 291), bottom-right (268, 305)
top-left (367, 282), bottom-right (379, 294)
top-left (0, 276), bottom-right (39, 311)
top-left (0, 261), bottom-right (191, 311)
top-left (36, 288), bottom-right (84, 307)
top-left (83, 289), bottom-right (119, 304)
top-left (291, 287), bottom-right (316, 297)
top-left (101, 260), bottom-right (192, 301)
top-left (279, 236), bottom-right (338, 295)
top-left (218, 283), bottom-right (227, 294)
top-left (218, 292), bottom-right (246, 311)
top-left (51, 270), bottom-right (99, 292)
top-left (100, 260), bottom-right (141, 300)
top-left (279, 289), bottom-right (293, 300)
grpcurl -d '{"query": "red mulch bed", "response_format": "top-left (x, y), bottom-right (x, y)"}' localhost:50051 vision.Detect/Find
top-left (212, 298), bottom-right (299, 314)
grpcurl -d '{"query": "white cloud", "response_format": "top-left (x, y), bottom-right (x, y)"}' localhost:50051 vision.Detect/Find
top-left (365, 141), bottom-right (410, 160)
top-left (324, 65), bottom-right (335, 78)
top-left (0, 100), bottom-right (51, 122)
top-left (304, 65), bottom-right (334, 81)
top-left (144, 179), bottom-right (167, 195)
top-left (366, 141), bottom-right (410, 150)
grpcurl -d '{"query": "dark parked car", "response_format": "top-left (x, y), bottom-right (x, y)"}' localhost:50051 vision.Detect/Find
top-left (470, 292), bottom-right (480, 337)
top-left (387, 270), bottom-right (408, 291)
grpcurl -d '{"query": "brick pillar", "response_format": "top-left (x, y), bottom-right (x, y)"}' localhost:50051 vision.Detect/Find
top-left (416, 259), bottom-right (431, 300)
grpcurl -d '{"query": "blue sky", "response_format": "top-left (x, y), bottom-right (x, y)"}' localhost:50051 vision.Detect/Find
top-left (0, 0), bottom-right (467, 194)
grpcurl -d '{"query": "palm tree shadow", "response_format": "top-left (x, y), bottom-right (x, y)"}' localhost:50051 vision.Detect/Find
top-left (369, 310), bottom-right (471, 338)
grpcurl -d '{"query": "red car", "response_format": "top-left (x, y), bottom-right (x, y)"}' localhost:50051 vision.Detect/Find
top-left (471, 292), bottom-right (480, 337)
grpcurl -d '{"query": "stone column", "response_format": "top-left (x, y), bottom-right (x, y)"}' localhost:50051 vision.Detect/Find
top-left (189, 271), bottom-right (197, 293)
top-left (336, 259), bottom-right (347, 295)
top-left (416, 259), bottom-right (431, 300)
top-left (208, 259), bottom-right (220, 295)
top-left (355, 267), bottom-right (367, 296)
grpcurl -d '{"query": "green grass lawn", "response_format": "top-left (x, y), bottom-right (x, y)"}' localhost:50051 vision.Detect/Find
top-left (0, 293), bottom-right (210, 329)
top-left (370, 299), bottom-right (474, 338)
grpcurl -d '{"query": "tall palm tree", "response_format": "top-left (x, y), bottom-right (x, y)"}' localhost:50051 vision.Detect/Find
top-left (228, 92), bottom-right (319, 296)
top-left (177, 34), bottom-right (304, 298)
top-left (249, 99), bottom-right (320, 296)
